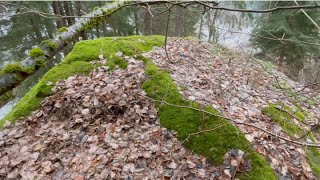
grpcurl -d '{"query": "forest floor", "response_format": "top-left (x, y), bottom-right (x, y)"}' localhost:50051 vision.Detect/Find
top-left (144, 38), bottom-right (320, 179)
top-left (0, 37), bottom-right (320, 179)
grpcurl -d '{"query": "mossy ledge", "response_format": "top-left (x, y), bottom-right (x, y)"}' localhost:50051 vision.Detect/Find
top-left (263, 103), bottom-right (320, 178)
top-left (1, 35), bottom-right (276, 179)
top-left (0, 35), bottom-right (164, 126)
top-left (141, 56), bottom-right (276, 179)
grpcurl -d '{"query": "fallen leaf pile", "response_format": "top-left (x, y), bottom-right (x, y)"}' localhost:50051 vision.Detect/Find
top-left (144, 38), bottom-right (320, 179)
top-left (0, 57), bottom-right (247, 179)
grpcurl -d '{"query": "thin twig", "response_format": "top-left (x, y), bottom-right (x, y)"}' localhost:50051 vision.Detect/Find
top-left (164, 4), bottom-right (172, 62)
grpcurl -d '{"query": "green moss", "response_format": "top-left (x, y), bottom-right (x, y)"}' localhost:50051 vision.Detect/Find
top-left (0, 63), bottom-right (22, 74)
top-left (259, 60), bottom-right (274, 73)
top-left (1, 35), bottom-right (164, 126)
top-left (35, 59), bottom-right (46, 67)
top-left (29, 47), bottom-right (45, 58)
top-left (63, 35), bottom-right (163, 64)
top-left (272, 80), bottom-right (292, 90)
top-left (106, 55), bottom-right (127, 70)
top-left (307, 145), bottom-right (320, 178)
top-left (0, 63), bottom-right (34, 76)
top-left (305, 133), bottom-right (320, 178)
top-left (58, 27), bottom-right (68, 34)
top-left (41, 40), bottom-right (58, 50)
top-left (102, 9), bottom-right (108, 15)
top-left (21, 66), bottom-right (35, 74)
top-left (263, 103), bottom-right (320, 178)
top-left (142, 58), bottom-right (276, 179)
top-left (0, 90), bottom-right (13, 102)
top-left (262, 103), bottom-right (302, 137)
top-left (93, 6), bottom-right (99, 11)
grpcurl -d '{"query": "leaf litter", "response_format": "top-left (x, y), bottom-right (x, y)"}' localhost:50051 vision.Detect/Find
top-left (144, 38), bottom-right (320, 179)
top-left (0, 56), bottom-right (244, 179)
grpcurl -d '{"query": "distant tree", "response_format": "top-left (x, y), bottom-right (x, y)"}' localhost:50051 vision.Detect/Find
top-left (252, 1), bottom-right (320, 75)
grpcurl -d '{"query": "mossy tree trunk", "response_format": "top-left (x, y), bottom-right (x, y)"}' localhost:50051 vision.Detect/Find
top-left (0, 1), bottom-right (127, 98)
top-left (74, 1), bottom-right (88, 40)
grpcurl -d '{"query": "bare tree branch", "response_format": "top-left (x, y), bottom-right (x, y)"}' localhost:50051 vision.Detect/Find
top-left (196, 1), bottom-right (320, 13)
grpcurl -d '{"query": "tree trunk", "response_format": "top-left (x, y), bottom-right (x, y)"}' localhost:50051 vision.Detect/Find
top-left (96, 27), bottom-right (100, 38)
top-left (57, 1), bottom-right (67, 27)
top-left (198, 14), bottom-right (204, 40)
top-left (181, 8), bottom-right (187, 36)
top-left (29, 16), bottom-right (42, 43)
top-left (74, 1), bottom-right (88, 40)
top-left (133, 10), bottom-right (140, 35)
top-left (174, 7), bottom-right (182, 36)
top-left (143, 10), bottom-right (152, 35)
top-left (44, 20), bottom-right (54, 39)
top-left (52, 1), bottom-right (64, 28)
top-left (208, 10), bottom-right (218, 43)
top-left (68, 1), bottom-right (76, 24)
top-left (98, 1), bottom-right (108, 37)
top-left (63, 1), bottom-right (73, 26)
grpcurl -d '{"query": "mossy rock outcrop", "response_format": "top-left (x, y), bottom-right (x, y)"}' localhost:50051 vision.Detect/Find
top-left (1, 36), bottom-right (276, 179)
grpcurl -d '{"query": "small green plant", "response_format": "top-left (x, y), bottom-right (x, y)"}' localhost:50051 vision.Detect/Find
top-left (20, 66), bottom-right (35, 74)
top-left (0, 90), bottom-right (13, 102)
top-left (102, 9), bottom-right (108, 15)
top-left (58, 27), bottom-right (68, 34)
top-left (0, 63), bottom-right (22, 74)
top-left (258, 60), bottom-right (274, 73)
top-left (35, 59), bottom-right (46, 67)
top-left (41, 40), bottom-right (58, 50)
top-left (272, 80), bottom-right (292, 90)
top-left (93, 6), bottom-right (99, 11)
top-left (29, 48), bottom-right (45, 58)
